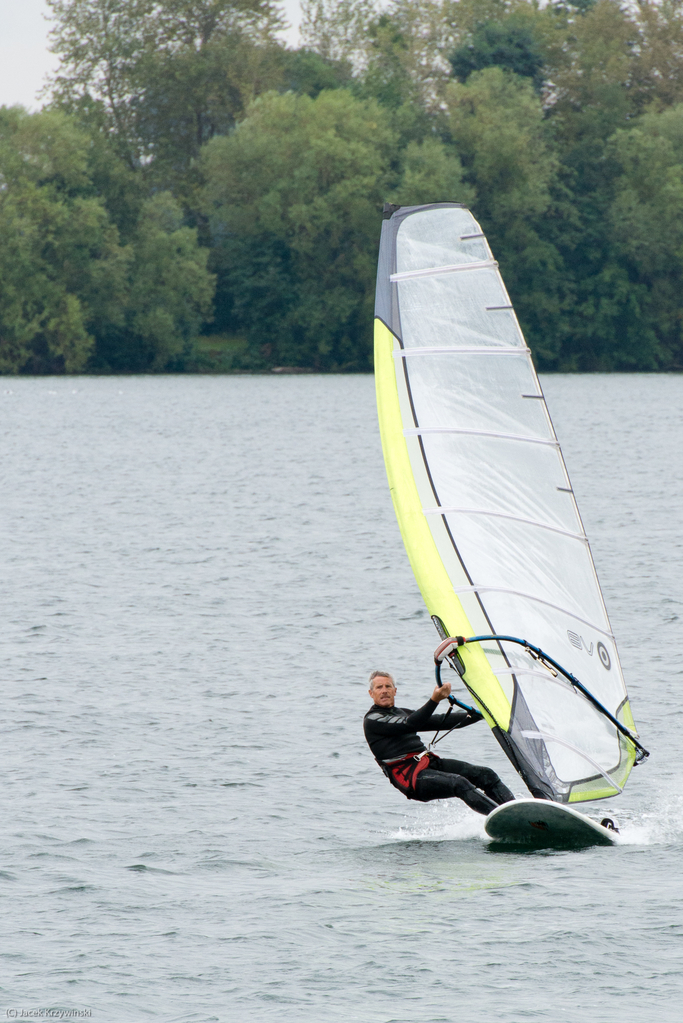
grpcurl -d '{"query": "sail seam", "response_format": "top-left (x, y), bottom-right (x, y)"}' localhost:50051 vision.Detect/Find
top-left (405, 427), bottom-right (558, 447)
top-left (494, 669), bottom-right (575, 689)
top-left (452, 585), bottom-right (614, 637)
top-left (422, 506), bottom-right (588, 541)
top-left (390, 259), bottom-right (497, 281)
top-left (394, 346), bottom-right (530, 357)
top-left (519, 730), bottom-right (623, 794)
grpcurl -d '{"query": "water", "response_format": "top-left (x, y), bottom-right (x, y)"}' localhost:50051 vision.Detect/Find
top-left (0, 373), bottom-right (681, 1022)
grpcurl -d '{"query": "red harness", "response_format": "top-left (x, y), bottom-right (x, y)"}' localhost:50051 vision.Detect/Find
top-left (385, 750), bottom-right (438, 797)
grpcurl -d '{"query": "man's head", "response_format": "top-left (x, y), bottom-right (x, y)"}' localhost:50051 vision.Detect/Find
top-left (369, 670), bottom-right (396, 708)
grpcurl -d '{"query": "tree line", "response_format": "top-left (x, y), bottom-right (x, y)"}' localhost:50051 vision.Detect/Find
top-left (3, 0), bottom-right (683, 374)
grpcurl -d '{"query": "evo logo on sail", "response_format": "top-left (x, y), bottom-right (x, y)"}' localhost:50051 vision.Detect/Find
top-left (567, 631), bottom-right (611, 670)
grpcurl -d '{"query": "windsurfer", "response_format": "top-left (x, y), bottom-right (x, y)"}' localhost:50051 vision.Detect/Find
top-left (363, 671), bottom-right (515, 815)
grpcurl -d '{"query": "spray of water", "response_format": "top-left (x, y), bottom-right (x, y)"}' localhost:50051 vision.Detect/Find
top-left (388, 793), bottom-right (683, 847)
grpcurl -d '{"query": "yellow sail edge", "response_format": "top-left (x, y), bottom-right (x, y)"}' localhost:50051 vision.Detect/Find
top-left (567, 706), bottom-right (637, 802)
top-left (374, 318), bottom-right (512, 732)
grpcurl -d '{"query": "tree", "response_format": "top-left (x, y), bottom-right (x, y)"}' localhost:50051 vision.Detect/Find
top-left (0, 107), bottom-right (215, 375)
top-left (449, 17), bottom-right (546, 91)
top-left (0, 107), bottom-right (129, 373)
top-left (445, 66), bottom-right (557, 224)
top-left (602, 107), bottom-right (683, 369)
top-left (301, 0), bottom-right (381, 65)
top-left (278, 49), bottom-right (353, 98)
top-left (444, 67), bottom-right (567, 365)
top-left (547, 0), bottom-right (642, 143)
top-left (46, 0), bottom-right (286, 180)
top-left (302, 0), bottom-right (469, 111)
top-left (202, 88), bottom-right (397, 369)
top-left (15, 0), bottom-right (683, 375)
top-left (93, 192), bottom-right (215, 370)
top-left (388, 138), bottom-right (474, 207)
top-left (358, 13), bottom-right (422, 109)
top-left (627, 1), bottom-right (683, 110)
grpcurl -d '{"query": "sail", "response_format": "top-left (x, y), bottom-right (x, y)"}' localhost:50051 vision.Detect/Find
top-left (375, 202), bottom-right (639, 803)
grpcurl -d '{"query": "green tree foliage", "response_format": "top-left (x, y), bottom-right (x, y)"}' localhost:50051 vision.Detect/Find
top-left (302, 0), bottom-right (462, 113)
top-left (444, 66), bottom-right (567, 365)
top-left (359, 13), bottom-right (421, 110)
top-left (388, 138), bottom-right (474, 208)
top-left (93, 192), bottom-right (215, 371)
top-left (47, 0), bottom-right (286, 183)
top-left (449, 17), bottom-right (545, 91)
top-left (541, 0), bottom-right (683, 369)
top-left (202, 89), bottom-right (398, 369)
top-left (301, 0), bottom-right (381, 64)
top-left (279, 48), bottom-right (353, 98)
top-left (304, 0), bottom-right (683, 372)
top-left (445, 66), bottom-right (555, 223)
top-left (600, 107), bottom-right (683, 369)
top-left (202, 85), bottom-right (471, 370)
top-left (0, 107), bottom-right (214, 374)
top-left (0, 108), bottom-right (128, 373)
top-left (5, 0), bottom-right (683, 374)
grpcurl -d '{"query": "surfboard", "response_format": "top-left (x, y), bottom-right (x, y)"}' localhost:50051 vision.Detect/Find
top-left (485, 798), bottom-right (619, 846)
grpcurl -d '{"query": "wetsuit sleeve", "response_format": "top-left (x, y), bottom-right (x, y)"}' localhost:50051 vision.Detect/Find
top-left (367, 702), bottom-right (479, 736)
top-left (426, 708), bottom-right (482, 730)
top-left (366, 699), bottom-right (440, 736)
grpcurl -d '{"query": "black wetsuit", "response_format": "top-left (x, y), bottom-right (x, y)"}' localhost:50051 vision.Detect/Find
top-left (363, 698), bottom-right (514, 815)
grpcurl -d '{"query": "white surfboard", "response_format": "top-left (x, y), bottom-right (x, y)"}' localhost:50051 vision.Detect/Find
top-left (485, 798), bottom-right (619, 846)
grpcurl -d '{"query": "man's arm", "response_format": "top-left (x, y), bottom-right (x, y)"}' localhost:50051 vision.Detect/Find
top-left (365, 698), bottom-right (441, 735)
top-left (424, 708), bottom-right (483, 730)
top-left (366, 681), bottom-right (481, 735)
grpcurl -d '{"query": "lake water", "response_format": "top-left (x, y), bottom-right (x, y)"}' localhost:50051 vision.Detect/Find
top-left (1, 373), bottom-right (681, 1023)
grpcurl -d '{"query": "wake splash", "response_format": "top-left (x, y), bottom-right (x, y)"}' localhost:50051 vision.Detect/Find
top-left (388, 794), bottom-right (683, 847)
top-left (606, 793), bottom-right (683, 846)
top-left (389, 802), bottom-right (488, 844)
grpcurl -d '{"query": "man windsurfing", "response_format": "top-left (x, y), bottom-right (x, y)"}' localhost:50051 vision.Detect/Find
top-left (363, 645), bottom-right (515, 815)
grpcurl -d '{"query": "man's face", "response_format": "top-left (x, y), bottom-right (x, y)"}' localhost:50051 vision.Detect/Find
top-left (370, 675), bottom-right (396, 708)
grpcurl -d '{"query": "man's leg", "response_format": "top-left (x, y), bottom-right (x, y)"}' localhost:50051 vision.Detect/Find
top-left (412, 768), bottom-right (497, 815)
top-left (433, 758), bottom-right (515, 805)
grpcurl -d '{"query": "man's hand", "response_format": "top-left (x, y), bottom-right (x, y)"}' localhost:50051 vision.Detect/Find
top-left (431, 680), bottom-right (452, 703)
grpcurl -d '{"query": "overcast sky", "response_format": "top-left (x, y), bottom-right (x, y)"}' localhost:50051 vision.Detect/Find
top-left (0, 0), bottom-right (302, 110)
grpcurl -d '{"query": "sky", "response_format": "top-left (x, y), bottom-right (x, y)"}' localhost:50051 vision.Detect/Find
top-left (0, 0), bottom-right (303, 110)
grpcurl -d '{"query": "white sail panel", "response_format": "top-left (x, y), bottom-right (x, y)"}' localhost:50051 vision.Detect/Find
top-left (395, 206), bottom-right (489, 271)
top-left (401, 350), bottom-right (547, 436)
top-left (397, 272), bottom-right (523, 348)
top-left (419, 435), bottom-right (581, 537)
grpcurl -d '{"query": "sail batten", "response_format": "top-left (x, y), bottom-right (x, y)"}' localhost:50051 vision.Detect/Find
top-left (423, 507), bottom-right (589, 542)
top-left (375, 203), bottom-right (638, 803)
top-left (405, 427), bottom-right (560, 447)
top-left (390, 258), bottom-right (497, 281)
top-left (450, 586), bottom-right (615, 637)
top-left (394, 346), bottom-right (533, 357)
top-left (519, 731), bottom-right (625, 793)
